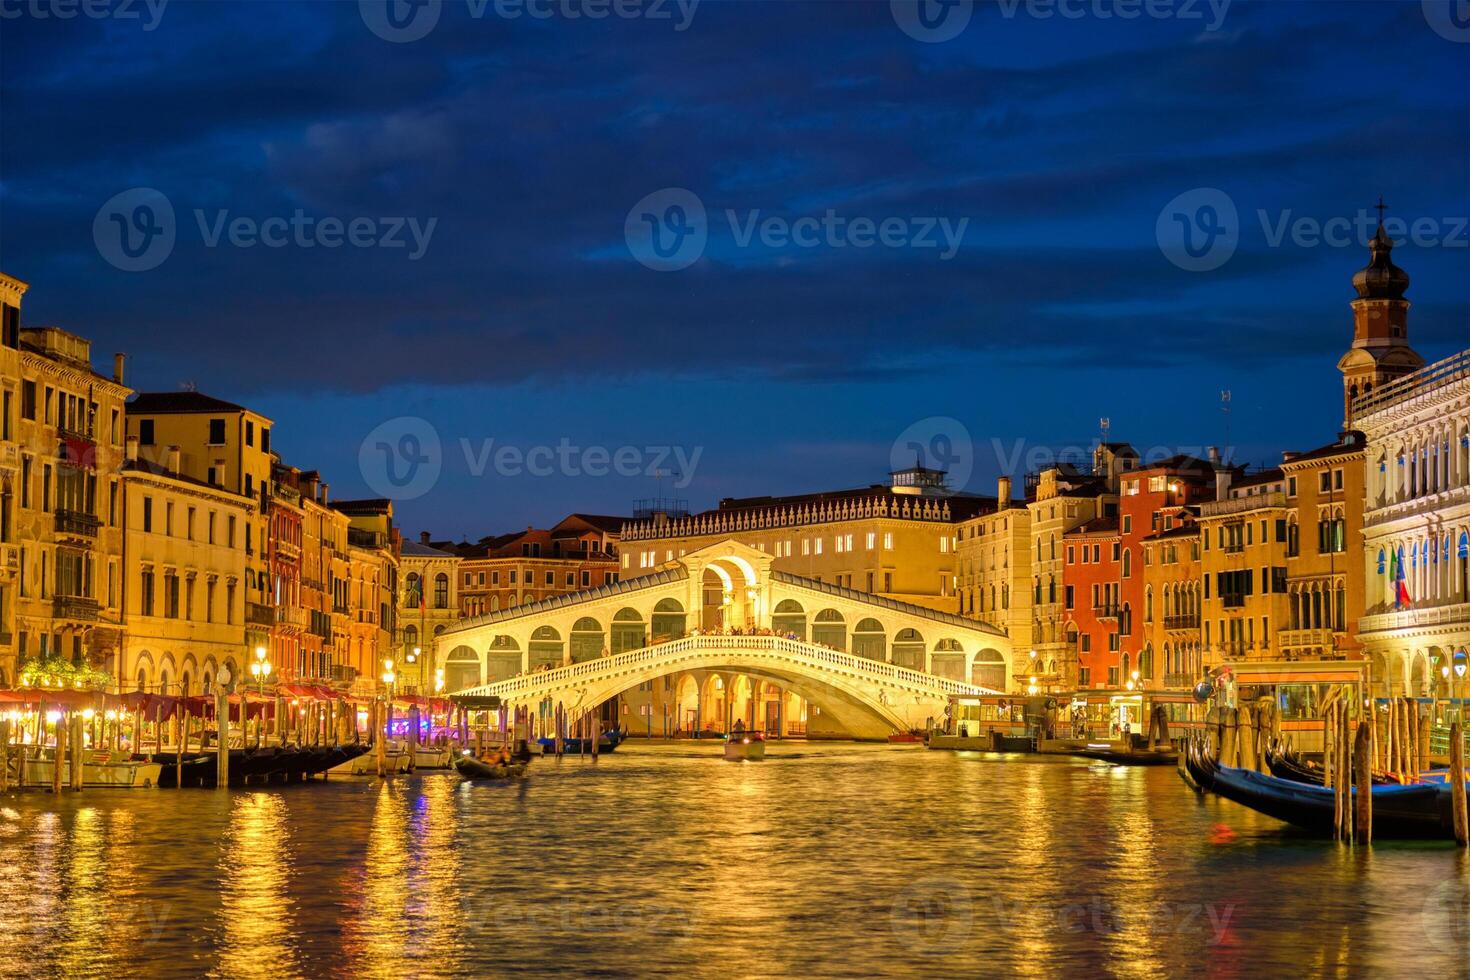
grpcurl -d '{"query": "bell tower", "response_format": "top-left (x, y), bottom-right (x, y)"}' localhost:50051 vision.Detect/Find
top-left (1337, 199), bottom-right (1422, 427)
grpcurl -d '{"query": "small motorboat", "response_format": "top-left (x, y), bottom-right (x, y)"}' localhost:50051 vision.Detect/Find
top-left (453, 750), bottom-right (529, 780)
top-left (888, 732), bottom-right (924, 744)
top-left (413, 745), bottom-right (454, 770)
top-left (723, 734), bottom-right (766, 761)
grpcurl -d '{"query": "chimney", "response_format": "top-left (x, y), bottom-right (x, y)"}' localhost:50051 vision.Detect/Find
top-left (113, 352), bottom-right (125, 385)
top-left (997, 476), bottom-right (1012, 510)
top-left (167, 445), bottom-right (181, 475)
top-left (320, 481), bottom-right (329, 503)
top-left (1215, 467), bottom-right (1232, 500)
top-left (125, 435), bottom-right (139, 462)
top-left (420, 531), bottom-right (431, 545)
top-left (1207, 446), bottom-right (1220, 465)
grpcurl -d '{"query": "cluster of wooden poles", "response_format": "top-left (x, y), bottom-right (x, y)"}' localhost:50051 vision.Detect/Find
top-left (1209, 697), bottom-right (1281, 771)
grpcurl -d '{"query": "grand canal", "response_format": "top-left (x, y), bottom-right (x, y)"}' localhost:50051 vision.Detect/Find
top-left (4, 742), bottom-right (1469, 977)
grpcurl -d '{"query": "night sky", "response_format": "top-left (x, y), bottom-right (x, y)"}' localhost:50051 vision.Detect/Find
top-left (2, 0), bottom-right (1467, 540)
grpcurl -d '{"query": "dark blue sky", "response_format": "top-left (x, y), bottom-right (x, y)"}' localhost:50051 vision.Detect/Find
top-left (2, 0), bottom-right (1467, 540)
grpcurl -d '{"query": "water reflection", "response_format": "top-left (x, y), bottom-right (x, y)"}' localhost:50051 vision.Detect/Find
top-left (0, 745), bottom-right (1467, 976)
top-left (219, 793), bottom-right (299, 979)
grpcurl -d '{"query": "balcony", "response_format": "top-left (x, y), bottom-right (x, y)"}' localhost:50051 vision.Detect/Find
top-left (1359, 601), bottom-right (1470, 636)
top-left (55, 509), bottom-right (100, 539)
top-left (53, 594), bottom-right (100, 622)
top-left (1199, 492), bottom-right (1287, 517)
top-left (1279, 628), bottom-right (1337, 651)
top-left (1164, 615), bottom-right (1200, 631)
top-left (1222, 595), bottom-right (1246, 609)
top-left (331, 664), bottom-right (359, 684)
top-left (275, 606), bottom-right (308, 628)
top-left (1164, 672), bottom-right (1197, 690)
top-left (1221, 542), bottom-right (1245, 554)
top-left (1093, 604), bottom-right (1120, 619)
top-left (246, 601), bottom-right (274, 627)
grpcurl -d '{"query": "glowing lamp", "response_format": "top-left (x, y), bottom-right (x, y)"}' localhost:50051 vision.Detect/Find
top-left (45, 710), bottom-right (62, 724)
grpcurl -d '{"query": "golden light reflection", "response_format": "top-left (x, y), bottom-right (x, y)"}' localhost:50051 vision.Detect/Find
top-left (1006, 763), bottom-right (1060, 978)
top-left (219, 793), bottom-right (300, 979)
top-left (343, 781), bottom-right (412, 973)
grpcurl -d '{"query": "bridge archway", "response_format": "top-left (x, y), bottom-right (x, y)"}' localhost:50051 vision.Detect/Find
top-left (772, 599), bottom-right (807, 639)
top-left (651, 599), bottom-right (686, 642)
top-left (445, 645), bottom-right (481, 689)
top-left (812, 609), bottom-right (846, 651)
top-left (530, 627), bottom-right (563, 669)
top-left (611, 608), bottom-right (646, 655)
top-left (853, 618), bottom-right (886, 661)
top-left (570, 618), bottom-right (605, 663)
top-left (972, 648), bottom-right (1006, 689)
top-left (892, 629), bottom-right (925, 670)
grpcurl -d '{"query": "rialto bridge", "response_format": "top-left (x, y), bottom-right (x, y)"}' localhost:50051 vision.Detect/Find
top-left (438, 541), bottom-right (1013, 739)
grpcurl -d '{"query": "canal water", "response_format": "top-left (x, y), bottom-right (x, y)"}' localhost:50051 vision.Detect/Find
top-left (3, 742), bottom-right (1469, 978)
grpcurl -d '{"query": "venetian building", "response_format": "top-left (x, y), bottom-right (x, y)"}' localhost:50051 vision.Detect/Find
top-left (398, 532), bottom-right (462, 693)
top-left (956, 476), bottom-right (1032, 670)
top-left (1337, 222), bottom-right (1424, 428)
top-left (3, 274), bottom-right (132, 686)
top-left (1352, 253), bottom-right (1468, 696)
top-left (336, 499), bottom-right (400, 691)
top-left (118, 443), bottom-right (252, 695)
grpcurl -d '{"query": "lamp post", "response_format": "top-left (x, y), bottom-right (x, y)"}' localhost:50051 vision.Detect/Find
top-left (249, 645), bottom-right (272, 747)
top-left (1456, 659), bottom-right (1467, 728)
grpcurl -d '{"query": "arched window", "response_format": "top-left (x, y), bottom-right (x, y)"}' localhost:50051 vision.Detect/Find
top-left (405, 572), bottom-right (421, 605)
top-left (434, 572), bottom-right (449, 608)
top-left (1121, 548), bottom-right (1132, 578)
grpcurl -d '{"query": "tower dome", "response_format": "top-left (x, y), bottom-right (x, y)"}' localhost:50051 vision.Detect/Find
top-left (1352, 223), bottom-right (1410, 300)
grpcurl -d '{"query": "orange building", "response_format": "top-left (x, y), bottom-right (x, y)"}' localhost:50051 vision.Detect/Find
top-left (1064, 517), bottom-right (1122, 688)
top-left (452, 514), bottom-right (622, 617)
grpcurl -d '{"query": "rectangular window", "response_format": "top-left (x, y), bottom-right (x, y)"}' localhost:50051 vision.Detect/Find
top-left (140, 569), bottom-right (155, 616)
top-left (883, 533), bottom-right (893, 550)
top-left (208, 418), bottom-right (226, 445)
top-left (245, 420), bottom-right (254, 447)
top-left (138, 418), bottom-right (154, 445)
top-left (866, 532), bottom-right (876, 550)
top-left (142, 496), bottom-right (153, 532)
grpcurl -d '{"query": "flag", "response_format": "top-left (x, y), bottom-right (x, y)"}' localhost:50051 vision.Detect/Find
top-left (1390, 546), bottom-right (1411, 609)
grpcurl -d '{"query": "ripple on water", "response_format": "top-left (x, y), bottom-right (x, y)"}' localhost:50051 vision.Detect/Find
top-left (1, 742), bottom-right (1468, 978)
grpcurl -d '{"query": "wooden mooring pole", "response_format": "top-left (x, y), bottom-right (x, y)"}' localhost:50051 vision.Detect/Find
top-left (1450, 722), bottom-right (1468, 846)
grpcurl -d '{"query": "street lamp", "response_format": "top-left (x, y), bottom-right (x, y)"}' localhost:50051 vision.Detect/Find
top-left (250, 645), bottom-right (272, 694)
top-left (1455, 658), bottom-right (1467, 726)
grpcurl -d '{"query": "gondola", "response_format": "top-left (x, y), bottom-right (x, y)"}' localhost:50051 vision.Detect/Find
top-left (453, 751), bottom-right (529, 780)
top-left (1263, 740), bottom-right (1396, 787)
top-left (537, 729), bottom-right (626, 754)
top-left (1183, 737), bottom-right (1454, 839)
top-left (1074, 744), bottom-right (1178, 766)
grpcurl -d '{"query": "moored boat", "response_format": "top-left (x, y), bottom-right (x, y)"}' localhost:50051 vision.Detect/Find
top-left (413, 746), bottom-right (454, 770)
top-left (1183, 737), bottom-right (1457, 838)
top-left (1074, 743), bottom-right (1178, 766)
top-left (21, 749), bottom-right (163, 788)
top-left (453, 751), bottom-right (529, 780)
top-left (537, 729), bottom-right (626, 754)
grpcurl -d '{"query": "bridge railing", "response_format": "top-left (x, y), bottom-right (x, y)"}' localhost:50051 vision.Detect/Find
top-left (465, 633), bottom-right (996, 699)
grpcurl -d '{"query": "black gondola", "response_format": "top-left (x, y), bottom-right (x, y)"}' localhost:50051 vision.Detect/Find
top-left (1183, 737), bottom-right (1455, 839)
top-left (1263, 740), bottom-right (1396, 787)
top-left (453, 751), bottom-right (529, 780)
top-left (1074, 745), bottom-right (1178, 766)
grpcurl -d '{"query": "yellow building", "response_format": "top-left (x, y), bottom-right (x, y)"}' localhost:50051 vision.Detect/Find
top-left (1278, 435), bottom-right (1366, 662)
top-left (1198, 468), bottom-right (1291, 662)
top-left (618, 463), bottom-right (992, 615)
top-left (1140, 520), bottom-right (1203, 689)
top-left (125, 392), bottom-right (275, 668)
top-left (956, 476), bottom-right (1032, 668)
top-left (399, 533), bottom-right (462, 694)
top-left (118, 446), bottom-right (254, 694)
top-left (2, 277), bottom-right (132, 686)
top-left (337, 499), bottom-right (399, 693)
